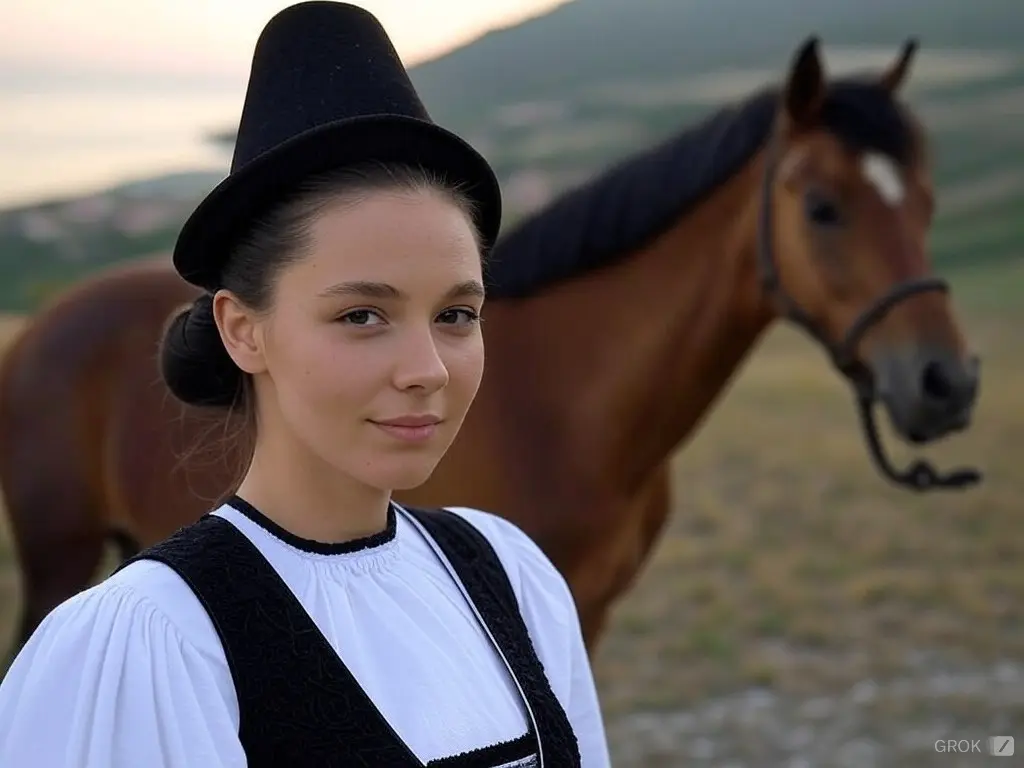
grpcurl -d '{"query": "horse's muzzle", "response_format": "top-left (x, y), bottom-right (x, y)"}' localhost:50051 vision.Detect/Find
top-left (871, 344), bottom-right (981, 444)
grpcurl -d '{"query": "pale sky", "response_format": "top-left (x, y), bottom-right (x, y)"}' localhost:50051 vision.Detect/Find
top-left (2, 0), bottom-right (572, 81)
top-left (0, 0), bottom-right (574, 204)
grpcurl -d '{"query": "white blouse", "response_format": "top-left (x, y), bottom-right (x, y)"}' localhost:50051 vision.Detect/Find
top-left (0, 502), bottom-right (611, 767)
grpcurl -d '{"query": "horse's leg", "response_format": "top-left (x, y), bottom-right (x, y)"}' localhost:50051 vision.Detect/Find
top-left (573, 467), bottom-right (674, 655)
top-left (5, 476), bottom-right (106, 663)
top-left (579, 604), bottom-right (611, 655)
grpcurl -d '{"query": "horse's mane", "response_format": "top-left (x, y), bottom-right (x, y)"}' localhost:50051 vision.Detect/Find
top-left (484, 78), bottom-right (915, 298)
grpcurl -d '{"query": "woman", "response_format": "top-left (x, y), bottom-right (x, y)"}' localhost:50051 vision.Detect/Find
top-left (0, 3), bottom-right (610, 767)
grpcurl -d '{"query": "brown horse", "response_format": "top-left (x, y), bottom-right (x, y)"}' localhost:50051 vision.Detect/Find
top-left (1, 38), bottom-right (982, 666)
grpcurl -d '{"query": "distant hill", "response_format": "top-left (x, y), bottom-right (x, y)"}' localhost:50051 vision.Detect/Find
top-left (0, 0), bottom-right (1021, 311)
top-left (207, 0), bottom-right (1024, 200)
top-left (196, 0), bottom-right (1024, 279)
top-left (410, 0), bottom-right (1022, 132)
top-left (206, 0), bottom-right (1024, 150)
top-left (0, 172), bottom-right (222, 310)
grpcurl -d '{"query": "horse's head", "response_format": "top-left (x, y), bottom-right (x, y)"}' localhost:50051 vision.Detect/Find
top-left (763, 37), bottom-right (979, 460)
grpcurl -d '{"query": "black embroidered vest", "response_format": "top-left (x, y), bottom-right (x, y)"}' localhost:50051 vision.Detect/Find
top-left (115, 503), bottom-right (581, 768)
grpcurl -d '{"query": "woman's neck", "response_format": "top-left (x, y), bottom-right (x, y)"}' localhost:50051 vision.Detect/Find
top-left (234, 431), bottom-right (393, 546)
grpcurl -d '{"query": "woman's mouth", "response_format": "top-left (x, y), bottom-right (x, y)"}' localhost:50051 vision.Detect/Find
top-left (369, 415), bottom-right (442, 442)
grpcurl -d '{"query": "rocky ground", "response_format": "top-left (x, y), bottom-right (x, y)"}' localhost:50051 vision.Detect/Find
top-left (606, 656), bottom-right (1023, 767)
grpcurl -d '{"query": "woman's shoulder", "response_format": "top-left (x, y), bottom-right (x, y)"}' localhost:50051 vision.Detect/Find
top-left (439, 507), bottom-right (590, 707)
top-left (440, 506), bottom-right (577, 630)
top-left (0, 561), bottom-right (242, 767)
top-left (23, 558), bottom-right (195, 640)
top-left (442, 507), bottom-right (560, 574)
top-left (6, 556), bottom-right (229, 682)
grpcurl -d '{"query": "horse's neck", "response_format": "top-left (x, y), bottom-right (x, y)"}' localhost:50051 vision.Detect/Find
top-left (557, 154), bottom-right (774, 491)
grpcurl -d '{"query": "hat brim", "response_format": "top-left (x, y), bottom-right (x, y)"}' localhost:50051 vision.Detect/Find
top-left (173, 114), bottom-right (502, 290)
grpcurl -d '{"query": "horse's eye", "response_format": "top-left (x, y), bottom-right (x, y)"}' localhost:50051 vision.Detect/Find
top-left (804, 190), bottom-right (843, 227)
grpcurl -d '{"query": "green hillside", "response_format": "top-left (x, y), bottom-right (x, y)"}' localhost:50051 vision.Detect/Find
top-left (408, 0), bottom-right (1024, 275)
top-left (0, 0), bottom-right (1021, 311)
top-left (411, 0), bottom-right (1022, 131)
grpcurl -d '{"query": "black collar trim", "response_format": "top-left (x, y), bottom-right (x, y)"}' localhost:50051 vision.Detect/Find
top-left (226, 494), bottom-right (397, 556)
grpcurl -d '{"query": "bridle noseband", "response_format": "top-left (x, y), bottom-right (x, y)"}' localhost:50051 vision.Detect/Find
top-left (755, 133), bottom-right (981, 492)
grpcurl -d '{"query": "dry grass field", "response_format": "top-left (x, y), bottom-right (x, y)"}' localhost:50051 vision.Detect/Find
top-left (596, 267), bottom-right (1024, 710)
top-left (0, 265), bottom-right (1020, 766)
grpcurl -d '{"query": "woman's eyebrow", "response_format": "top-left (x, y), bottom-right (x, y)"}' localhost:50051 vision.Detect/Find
top-left (317, 280), bottom-right (485, 301)
top-left (318, 281), bottom-right (401, 300)
top-left (445, 280), bottom-right (486, 301)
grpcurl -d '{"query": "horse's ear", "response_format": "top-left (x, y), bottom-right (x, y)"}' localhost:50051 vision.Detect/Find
top-left (880, 37), bottom-right (918, 93)
top-left (783, 36), bottom-right (826, 127)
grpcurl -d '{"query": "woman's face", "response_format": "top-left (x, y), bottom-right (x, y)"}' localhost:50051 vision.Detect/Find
top-left (250, 187), bottom-right (485, 492)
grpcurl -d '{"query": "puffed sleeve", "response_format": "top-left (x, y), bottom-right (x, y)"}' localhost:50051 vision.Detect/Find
top-left (0, 579), bottom-right (245, 768)
top-left (445, 507), bottom-right (612, 768)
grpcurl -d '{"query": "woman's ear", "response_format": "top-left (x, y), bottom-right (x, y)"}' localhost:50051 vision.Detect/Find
top-left (213, 290), bottom-right (267, 375)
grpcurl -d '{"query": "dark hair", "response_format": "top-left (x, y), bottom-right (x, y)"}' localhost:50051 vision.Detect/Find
top-left (160, 161), bottom-right (481, 430)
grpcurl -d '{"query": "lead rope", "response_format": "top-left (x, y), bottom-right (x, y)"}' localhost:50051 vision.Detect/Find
top-left (854, 392), bottom-right (981, 490)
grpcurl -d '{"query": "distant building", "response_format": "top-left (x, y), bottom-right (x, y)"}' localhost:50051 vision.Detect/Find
top-left (62, 194), bottom-right (115, 225)
top-left (111, 200), bottom-right (182, 236)
top-left (18, 211), bottom-right (63, 243)
top-left (492, 101), bottom-right (570, 130)
top-left (504, 169), bottom-right (555, 216)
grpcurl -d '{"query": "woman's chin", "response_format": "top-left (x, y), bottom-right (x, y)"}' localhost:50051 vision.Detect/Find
top-left (360, 456), bottom-right (443, 493)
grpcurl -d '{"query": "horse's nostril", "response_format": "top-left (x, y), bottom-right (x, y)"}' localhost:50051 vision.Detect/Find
top-left (921, 360), bottom-right (954, 402)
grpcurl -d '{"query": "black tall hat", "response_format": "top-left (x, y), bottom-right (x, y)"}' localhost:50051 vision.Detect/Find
top-left (172, 1), bottom-right (502, 291)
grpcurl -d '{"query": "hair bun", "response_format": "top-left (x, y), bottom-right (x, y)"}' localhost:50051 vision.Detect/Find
top-left (160, 294), bottom-right (244, 408)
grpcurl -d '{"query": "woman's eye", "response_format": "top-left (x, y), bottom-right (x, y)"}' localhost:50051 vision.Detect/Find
top-left (339, 309), bottom-right (384, 326)
top-left (437, 308), bottom-right (480, 326)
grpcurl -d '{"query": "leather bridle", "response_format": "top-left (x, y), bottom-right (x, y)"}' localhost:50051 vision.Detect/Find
top-left (754, 131), bottom-right (981, 492)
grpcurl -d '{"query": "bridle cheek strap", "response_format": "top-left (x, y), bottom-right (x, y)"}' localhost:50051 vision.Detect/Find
top-left (754, 133), bottom-right (981, 492)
